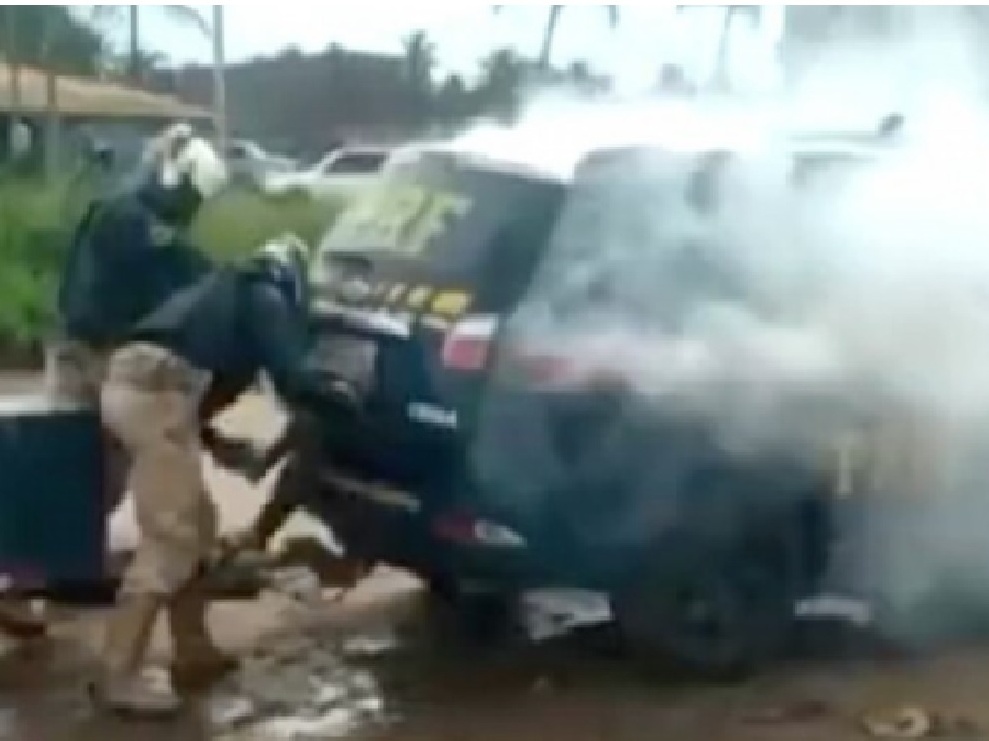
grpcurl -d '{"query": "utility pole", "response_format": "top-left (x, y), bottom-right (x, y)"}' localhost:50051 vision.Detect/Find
top-left (212, 5), bottom-right (228, 154)
top-left (2, 6), bottom-right (23, 160)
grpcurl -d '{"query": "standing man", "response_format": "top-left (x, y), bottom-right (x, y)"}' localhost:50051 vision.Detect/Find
top-left (91, 239), bottom-right (347, 718)
top-left (50, 124), bottom-right (225, 415)
top-left (18, 127), bottom-right (227, 643)
top-left (49, 126), bottom-right (226, 509)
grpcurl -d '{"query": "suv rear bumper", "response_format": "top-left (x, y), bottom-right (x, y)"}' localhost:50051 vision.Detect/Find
top-left (312, 465), bottom-right (545, 591)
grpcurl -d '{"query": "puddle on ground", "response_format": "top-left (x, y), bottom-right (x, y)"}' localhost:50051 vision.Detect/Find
top-left (209, 633), bottom-right (399, 740)
top-left (0, 708), bottom-right (15, 738)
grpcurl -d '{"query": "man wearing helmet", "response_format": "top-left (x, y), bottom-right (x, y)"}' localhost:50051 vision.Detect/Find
top-left (90, 236), bottom-right (348, 718)
top-left (50, 123), bottom-right (227, 480)
top-left (2, 127), bottom-right (227, 643)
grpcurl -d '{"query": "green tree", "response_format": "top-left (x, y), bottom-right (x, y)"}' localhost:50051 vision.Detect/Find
top-left (676, 5), bottom-right (761, 92)
top-left (436, 72), bottom-right (471, 126)
top-left (402, 30), bottom-right (436, 127)
top-left (477, 47), bottom-right (527, 121)
top-left (0, 7), bottom-right (106, 177)
top-left (90, 5), bottom-right (227, 152)
top-left (90, 5), bottom-right (209, 84)
top-left (104, 48), bottom-right (168, 80)
top-left (493, 5), bottom-right (619, 70)
top-left (0, 6), bottom-right (104, 74)
top-left (402, 30), bottom-right (436, 95)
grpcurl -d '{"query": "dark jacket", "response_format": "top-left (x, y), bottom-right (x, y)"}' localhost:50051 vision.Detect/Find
top-left (128, 265), bottom-right (325, 408)
top-left (57, 185), bottom-right (212, 347)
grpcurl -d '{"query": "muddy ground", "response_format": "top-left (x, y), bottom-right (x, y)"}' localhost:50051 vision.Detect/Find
top-left (2, 386), bottom-right (989, 741)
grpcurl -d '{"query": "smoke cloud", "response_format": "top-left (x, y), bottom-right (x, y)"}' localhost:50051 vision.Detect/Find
top-left (465, 7), bottom-right (989, 645)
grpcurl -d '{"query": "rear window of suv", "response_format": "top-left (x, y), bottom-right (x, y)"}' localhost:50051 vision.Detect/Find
top-left (322, 151), bottom-right (388, 174)
top-left (320, 152), bottom-right (564, 277)
top-left (516, 146), bottom-right (878, 333)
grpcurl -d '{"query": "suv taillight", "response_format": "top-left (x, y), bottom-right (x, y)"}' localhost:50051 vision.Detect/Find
top-left (441, 315), bottom-right (500, 372)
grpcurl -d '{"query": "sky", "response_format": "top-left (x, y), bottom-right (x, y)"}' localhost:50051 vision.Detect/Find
top-left (95, 4), bottom-right (785, 93)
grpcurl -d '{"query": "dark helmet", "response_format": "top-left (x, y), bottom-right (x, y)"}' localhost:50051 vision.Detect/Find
top-left (251, 234), bottom-right (311, 310)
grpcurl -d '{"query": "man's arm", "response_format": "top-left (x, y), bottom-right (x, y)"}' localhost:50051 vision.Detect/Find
top-left (221, 411), bottom-right (324, 554)
top-left (57, 201), bottom-right (150, 339)
top-left (246, 280), bottom-right (327, 408)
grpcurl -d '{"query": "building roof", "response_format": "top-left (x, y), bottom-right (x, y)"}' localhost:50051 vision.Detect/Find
top-left (0, 63), bottom-right (212, 120)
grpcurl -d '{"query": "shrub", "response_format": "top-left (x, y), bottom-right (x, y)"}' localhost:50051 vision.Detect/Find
top-left (0, 178), bottom-right (349, 365)
top-left (193, 190), bottom-right (347, 260)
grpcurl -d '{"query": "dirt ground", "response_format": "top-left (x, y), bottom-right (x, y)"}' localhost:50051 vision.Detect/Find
top-left (2, 387), bottom-right (989, 741)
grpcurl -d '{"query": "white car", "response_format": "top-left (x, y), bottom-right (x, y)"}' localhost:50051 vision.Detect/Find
top-left (226, 139), bottom-right (298, 189)
top-left (262, 147), bottom-right (390, 199)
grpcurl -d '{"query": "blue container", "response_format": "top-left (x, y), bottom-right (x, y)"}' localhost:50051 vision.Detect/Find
top-left (0, 395), bottom-right (107, 591)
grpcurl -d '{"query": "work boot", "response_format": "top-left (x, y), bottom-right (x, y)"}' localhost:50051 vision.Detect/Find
top-left (91, 595), bottom-right (182, 719)
top-left (168, 588), bottom-right (238, 693)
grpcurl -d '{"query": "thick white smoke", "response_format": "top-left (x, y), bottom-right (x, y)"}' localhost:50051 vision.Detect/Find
top-left (466, 7), bottom-right (989, 643)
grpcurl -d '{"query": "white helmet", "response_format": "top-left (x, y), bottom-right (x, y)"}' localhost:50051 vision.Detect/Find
top-left (141, 122), bottom-right (193, 170)
top-left (160, 135), bottom-right (229, 200)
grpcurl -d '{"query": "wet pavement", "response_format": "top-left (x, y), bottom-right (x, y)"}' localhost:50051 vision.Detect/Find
top-left (7, 580), bottom-right (989, 741)
top-left (5, 387), bottom-right (989, 741)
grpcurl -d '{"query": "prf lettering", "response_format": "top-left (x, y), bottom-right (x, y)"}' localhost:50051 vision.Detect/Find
top-left (404, 193), bottom-right (471, 254)
top-left (334, 185), bottom-right (471, 254)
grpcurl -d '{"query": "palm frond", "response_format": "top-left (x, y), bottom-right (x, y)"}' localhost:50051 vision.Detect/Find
top-left (162, 5), bottom-right (211, 36)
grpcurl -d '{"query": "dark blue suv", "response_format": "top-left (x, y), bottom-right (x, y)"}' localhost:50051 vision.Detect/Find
top-left (301, 141), bottom-right (876, 678)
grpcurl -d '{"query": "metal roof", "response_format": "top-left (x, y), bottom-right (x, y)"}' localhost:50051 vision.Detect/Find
top-left (0, 64), bottom-right (212, 120)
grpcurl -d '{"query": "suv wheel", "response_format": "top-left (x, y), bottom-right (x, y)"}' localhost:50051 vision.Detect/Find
top-left (613, 547), bottom-right (794, 681)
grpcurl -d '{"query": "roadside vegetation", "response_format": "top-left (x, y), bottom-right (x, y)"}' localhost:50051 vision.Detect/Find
top-left (0, 179), bottom-right (348, 367)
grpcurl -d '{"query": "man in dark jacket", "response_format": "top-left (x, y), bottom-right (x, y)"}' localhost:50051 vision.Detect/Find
top-left (49, 131), bottom-right (226, 507)
top-left (91, 238), bottom-right (345, 719)
top-left (4, 129), bottom-right (227, 644)
top-left (50, 130), bottom-right (226, 411)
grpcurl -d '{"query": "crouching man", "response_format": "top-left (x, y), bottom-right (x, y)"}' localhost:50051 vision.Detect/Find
top-left (90, 239), bottom-right (345, 719)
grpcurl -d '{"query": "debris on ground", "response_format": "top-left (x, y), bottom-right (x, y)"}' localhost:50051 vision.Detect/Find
top-left (340, 632), bottom-right (401, 659)
top-left (209, 634), bottom-right (396, 740)
top-left (860, 707), bottom-right (984, 739)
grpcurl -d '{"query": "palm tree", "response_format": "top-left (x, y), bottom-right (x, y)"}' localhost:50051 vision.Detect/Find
top-left (402, 30), bottom-right (437, 128)
top-left (493, 5), bottom-right (619, 70)
top-left (478, 47), bottom-right (526, 121)
top-left (91, 5), bottom-right (210, 85)
top-left (211, 6), bottom-right (227, 156)
top-left (89, 5), bottom-right (227, 154)
top-left (403, 30), bottom-right (437, 94)
top-left (677, 5), bottom-right (761, 92)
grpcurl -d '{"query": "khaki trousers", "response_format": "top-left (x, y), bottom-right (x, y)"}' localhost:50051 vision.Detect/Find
top-left (101, 343), bottom-right (213, 597)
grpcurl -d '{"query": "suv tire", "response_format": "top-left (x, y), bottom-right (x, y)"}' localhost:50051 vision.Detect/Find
top-left (613, 545), bottom-right (794, 681)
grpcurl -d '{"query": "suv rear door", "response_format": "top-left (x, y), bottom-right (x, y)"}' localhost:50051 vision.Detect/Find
top-left (309, 151), bottom-right (566, 483)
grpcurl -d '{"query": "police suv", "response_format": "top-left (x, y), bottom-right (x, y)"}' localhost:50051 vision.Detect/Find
top-left (301, 129), bottom-right (892, 678)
